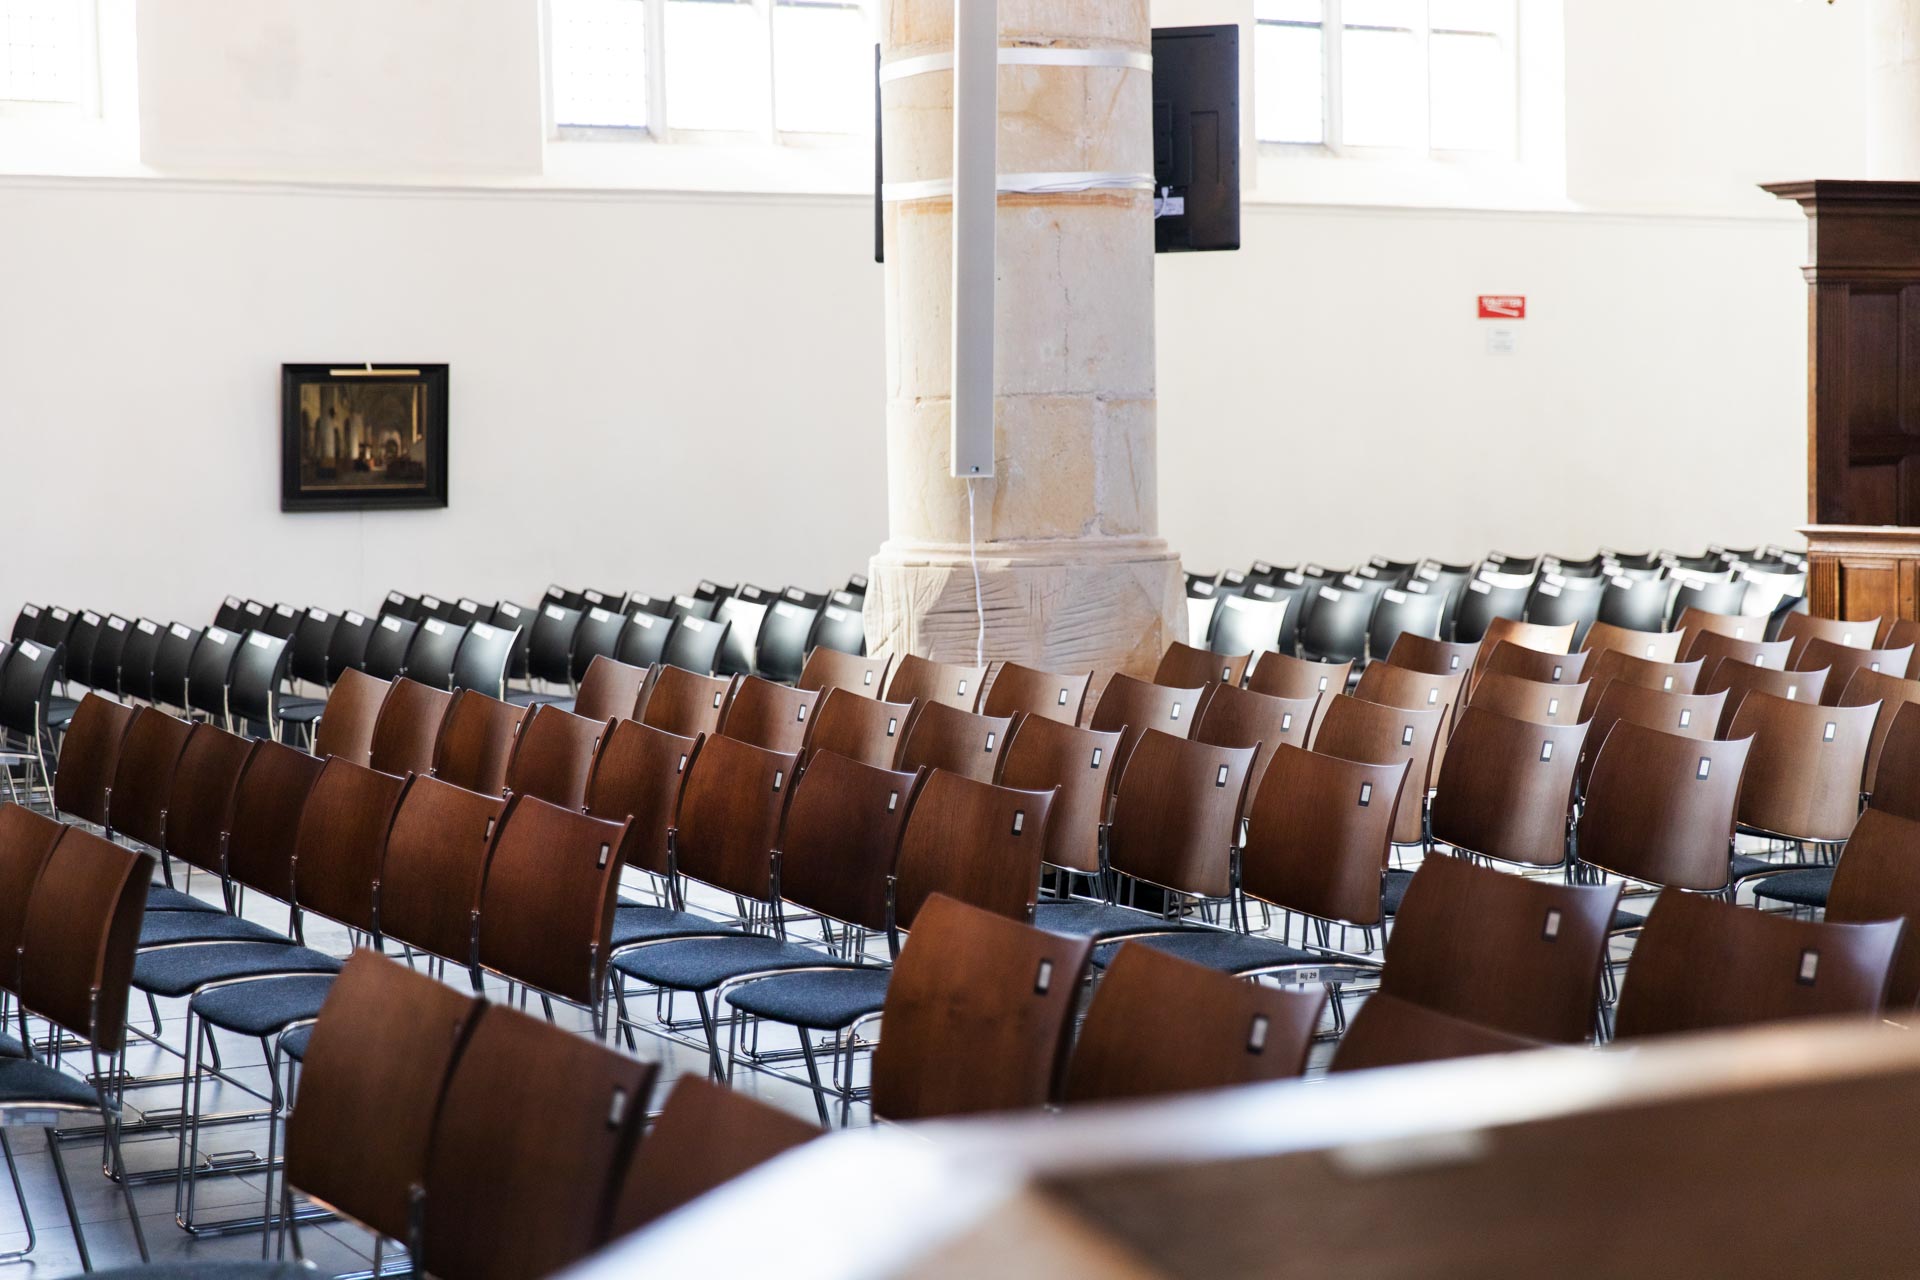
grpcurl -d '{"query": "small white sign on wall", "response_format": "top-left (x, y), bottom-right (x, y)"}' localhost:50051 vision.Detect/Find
top-left (1486, 327), bottom-right (1518, 356)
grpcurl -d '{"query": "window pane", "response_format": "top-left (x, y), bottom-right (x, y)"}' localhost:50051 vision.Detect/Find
top-left (1430, 0), bottom-right (1504, 34)
top-left (551, 0), bottom-right (648, 128)
top-left (773, 0), bottom-right (868, 134)
top-left (0, 0), bottom-right (82, 104)
top-left (1430, 30), bottom-right (1507, 150)
top-left (1341, 25), bottom-right (1421, 147)
top-left (1255, 0), bottom-right (1322, 21)
top-left (1254, 21), bottom-right (1323, 144)
top-left (666, 0), bottom-right (767, 131)
top-left (1341, 0), bottom-right (1417, 29)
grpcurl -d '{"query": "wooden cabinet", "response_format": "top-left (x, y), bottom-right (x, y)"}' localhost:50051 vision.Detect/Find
top-left (1802, 525), bottom-right (1920, 622)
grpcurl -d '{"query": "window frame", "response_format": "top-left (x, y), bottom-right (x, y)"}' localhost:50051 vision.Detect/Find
top-left (0, 0), bottom-right (102, 119)
top-left (1255, 0), bottom-right (1520, 163)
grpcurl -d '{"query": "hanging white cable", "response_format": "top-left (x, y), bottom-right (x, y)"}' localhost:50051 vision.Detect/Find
top-left (966, 476), bottom-right (986, 666)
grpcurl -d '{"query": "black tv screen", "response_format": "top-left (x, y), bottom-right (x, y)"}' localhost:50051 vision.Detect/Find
top-left (1153, 24), bottom-right (1241, 254)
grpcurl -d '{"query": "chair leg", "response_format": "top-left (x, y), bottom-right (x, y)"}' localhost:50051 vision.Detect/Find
top-left (796, 1031), bottom-right (833, 1128)
top-left (0, 1129), bottom-right (37, 1260)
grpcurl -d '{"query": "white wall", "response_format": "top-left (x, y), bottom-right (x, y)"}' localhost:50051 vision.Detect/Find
top-left (0, 0), bottom-right (1877, 625)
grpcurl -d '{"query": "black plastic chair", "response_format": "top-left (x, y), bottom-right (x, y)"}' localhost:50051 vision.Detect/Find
top-left (1453, 579), bottom-right (1528, 642)
top-left (32, 606), bottom-right (76, 652)
top-left (1298, 581), bottom-right (1375, 664)
top-left (119, 620), bottom-right (164, 703)
top-left (1597, 575), bottom-right (1670, 632)
top-left (186, 627), bottom-right (243, 724)
top-left (288, 608), bottom-right (339, 689)
top-left (0, 637), bottom-right (62, 794)
top-left (491, 601), bottom-right (535, 681)
top-left (628, 593), bottom-right (675, 620)
top-left (756, 599), bottom-right (819, 683)
top-left (231, 630), bottom-right (302, 741)
top-left (152, 622), bottom-right (204, 710)
top-left (263, 603), bottom-right (302, 641)
top-left (91, 615), bottom-right (133, 696)
top-left (378, 591), bottom-right (424, 622)
top-left (1668, 577), bottom-right (1747, 626)
top-left (65, 611), bottom-right (103, 693)
top-left (715, 595), bottom-right (768, 679)
top-left (569, 606), bottom-right (627, 683)
top-left (618, 612), bottom-right (675, 669)
top-left (212, 596), bottom-right (251, 634)
top-left (1525, 576), bottom-right (1605, 647)
top-left (525, 603), bottom-right (583, 688)
top-left (663, 615), bottom-right (731, 676)
top-left (1367, 586), bottom-right (1447, 662)
top-left (325, 610), bottom-right (376, 682)
top-left (808, 597), bottom-right (867, 656)
top-left (362, 615), bottom-right (419, 683)
top-left (452, 619), bottom-right (517, 699)
top-left (405, 618), bottom-right (466, 691)
top-left (1208, 595), bottom-right (1286, 659)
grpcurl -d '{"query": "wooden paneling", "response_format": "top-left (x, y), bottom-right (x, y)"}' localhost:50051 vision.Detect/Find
top-left (1804, 526), bottom-right (1920, 624)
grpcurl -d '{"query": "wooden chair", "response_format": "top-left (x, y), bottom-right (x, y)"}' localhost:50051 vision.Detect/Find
top-left (1086, 673), bottom-right (1204, 790)
top-left (1825, 808), bottom-right (1920, 1005)
top-left (1469, 618), bottom-right (1574, 690)
top-left (1192, 682), bottom-right (1317, 818)
top-left (1869, 703), bottom-right (1920, 821)
top-left (1356, 853), bottom-right (1617, 1050)
top-left (1481, 642), bottom-right (1591, 687)
top-left (868, 894), bottom-right (1091, 1121)
top-left (1798, 637), bottom-right (1915, 704)
top-left (1063, 941), bottom-right (1323, 1104)
top-left (1576, 681), bottom-right (1726, 796)
top-left (1238, 743), bottom-right (1409, 938)
top-left (1885, 617), bottom-right (1920, 653)
top-left (981, 662), bottom-right (1092, 726)
top-left (1246, 652), bottom-right (1351, 731)
top-left (1469, 672), bottom-right (1588, 726)
top-left (1582, 649), bottom-right (1704, 709)
top-left (1781, 613), bottom-right (1882, 668)
top-left (223, 739), bottom-right (327, 918)
top-left (1328, 993), bottom-right (1547, 1073)
top-left (1155, 641), bottom-right (1250, 689)
top-left (571, 655), bottom-right (648, 722)
top-left (163, 723), bottom-right (255, 884)
top-left (1310, 694), bottom-right (1445, 849)
top-left (994, 712), bottom-right (1122, 884)
top-left (1685, 631), bottom-right (1791, 684)
top-left (432, 689), bottom-right (527, 796)
top-left (608, 1075), bottom-right (818, 1236)
top-left (0, 803), bottom-right (63, 991)
top-left (503, 702), bottom-right (605, 810)
top-left (288, 758), bottom-right (409, 942)
top-left (1428, 706), bottom-right (1588, 869)
top-left (312, 668), bottom-right (391, 767)
top-left (885, 653), bottom-right (987, 712)
top-left (638, 665), bottom-right (736, 738)
top-left (1676, 607), bottom-right (1766, 659)
top-left (376, 775), bottom-right (509, 967)
top-left (1725, 692), bottom-right (1878, 847)
top-left (1708, 652), bottom-right (1831, 729)
top-left (1577, 719), bottom-right (1754, 903)
top-left (1384, 632), bottom-right (1478, 679)
top-left (717, 675), bottom-right (823, 753)
top-left (893, 699), bottom-right (1014, 783)
top-left (51, 692), bottom-right (134, 828)
top-left (1614, 890), bottom-right (1902, 1038)
top-left (476, 794), bottom-right (630, 1022)
top-left (1838, 668), bottom-right (1920, 797)
top-left (1582, 621), bottom-right (1685, 664)
top-left (421, 1001), bottom-right (656, 1280)
top-left (769, 748), bottom-right (924, 945)
top-left (795, 647), bottom-right (891, 697)
top-left (663, 733), bottom-right (799, 914)
top-left (367, 676), bottom-right (453, 778)
top-left (799, 688), bottom-right (913, 769)
top-left (103, 707), bottom-right (193, 851)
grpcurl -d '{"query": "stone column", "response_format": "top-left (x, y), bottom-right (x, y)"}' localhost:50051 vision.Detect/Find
top-left (867, 0), bottom-right (1183, 683)
top-left (1867, 0), bottom-right (1920, 179)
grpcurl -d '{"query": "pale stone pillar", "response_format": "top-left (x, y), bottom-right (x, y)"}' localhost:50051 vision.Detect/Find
top-left (1867, 0), bottom-right (1920, 178)
top-left (867, 0), bottom-right (1183, 684)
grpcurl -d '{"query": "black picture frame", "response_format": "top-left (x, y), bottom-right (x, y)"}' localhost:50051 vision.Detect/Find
top-left (280, 364), bottom-right (449, 512)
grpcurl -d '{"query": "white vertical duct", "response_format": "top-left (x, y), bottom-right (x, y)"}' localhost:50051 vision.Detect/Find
top-left (949, 0), bottom-right (997, 478)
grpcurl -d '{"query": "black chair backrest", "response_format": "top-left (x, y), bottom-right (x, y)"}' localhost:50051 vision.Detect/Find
top-left (363, 614), bottom-right (419, 682)
top-left (290, 607), bottom-right (340, 687)
top-left (152, 622), bottom-right (203, 709)
top-left (617, 612), bottom-right (674, 669)
top-left (527, 603), bottom-right (583, 685)
top-left (231, 630), bottom-right (295, 727)
top-left (1669, 577), bottom-right (1747, 627)
top-left (807, 597), bottom-right (868, 656)
top-left (570, 606), bottom-right (626, 683)
top-left (756, 598), bottom-right (819, 683)
top-left (405, 617), bottom-right (466, 691)
top-left (1454, 579), bottom-right (1530, 642)
top-left (91, 614), bottom-right (133, 695)
top-left (186, 627), bottom-right (243, 721)
top-left (662, 614), bottom-right (730, 676)
top-left (1367, 586), bottom-right (1447, 661)
top-left (0, 639), bottom-right (59, 738)
top-left (326, 609), bottom-right (377, 682)
top-left (491, 601), bottom-right (534, 679)
top-left (33, 606), bottom-right (75, 651)
top-left (64, 611), bottom-right (102, 691)
top-left (378, 590), bottom-right (423, 622)
top-left (714, 595), bottom-right (767, 678)
top-left (119, 619), bottom-right (164, 702)
top-left (452, 620), bottom-right (517, 699)
top-left (213, 596), bottom-right (250, 634)
top-left (263, 602), bottom-right (302, 640)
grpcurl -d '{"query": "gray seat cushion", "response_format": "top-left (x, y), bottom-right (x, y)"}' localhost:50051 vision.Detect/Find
top-left (1753, 867), bottom-right (1835, 910)
top-left (612, 936), bottom-right (854, 993)
top-left (1610, 908), bottom-right (1647, 933)
top-left (611, 905), bottom-right (744, 948)
top-left (145, 883), bottom-right (224, 913)
top-left (278, 1025), bottom-right (315, 1063)
top-left (0, 1032), bottom-right (22, 1059)
top-left (1382, 868), bottom-right (1414, 916)
top-left (1091, 929), bottom-right (1320, 975)
top-left (134, 943), bottom-right (342, 999)
top-left (726, 968), bottom-right (892, 1031)
top-left (1032, 899), bottom-right (1211, 942)
top-left (191, 975), bottom-right (337, 1036)
top-left (139, 911), bottom-right (289, 947)
top-left (0, 1056), bottom-right (98, 1109)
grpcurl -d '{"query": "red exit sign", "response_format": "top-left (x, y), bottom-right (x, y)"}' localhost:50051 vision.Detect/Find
top-left (1478, 295), bottom-right (1526, 319)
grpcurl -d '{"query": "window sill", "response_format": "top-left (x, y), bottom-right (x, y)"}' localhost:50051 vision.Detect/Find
top-left (542, 133), bottom-right (873, 196)
top-left (1248, 145), bottom-right (1575, 214)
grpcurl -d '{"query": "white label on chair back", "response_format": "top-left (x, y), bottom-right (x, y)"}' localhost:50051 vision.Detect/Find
top-left (1786, 684), bottom-right (1798, 700)
top-left (596, 842), bottom-right (611, 869)
top-left (1449, 655), bottom-right (1462, 670)
top-left (1341, 575), bottom-right (1367, 589)
top-left (1662, 676), bottom-right (1674, 690)
top-left (1417, 567), bottom-right (1439, 582)
top-left (1319, 587), bottom-right (1341, 602)
top-left (545, 606), bottom-right (565, 620)
top-left (276, 604), bottom-right (296, 617)
top-left (785, 588), bottom-right (808, 602)
top-left (1679, 709), bottom-right (1692, 728)
top-left (1872, 661), bottom-right (1883, 672)
top-left (1243, 1013), bottom-right (1270, 1054)
top-left (473, 623), bottom-right (497, 640)
top-left (1799, 950), bottom-right (1820, 984)
top-left (677, 754), bottom-right (689, 772)
top-left (1253, 584), bottom-right (1277, 600)
top-left (425, 619), bottom-right (447, 635)
top-left (1489, 553), bottom-right (1508, 564)
top-left (1057, 688), bottom-right (1070, 705)
top-left (388, 593), bottom-right (405, 605)
top-left (310, 609), bottom-right (330, 622)
top-left (774, 603), bottom-right (804, 619)
top-left (1253, 561), bottom-right (1275, 575)
top-left (20, 605), bottom-right (36, 618)
top-left (1357, 782), bottom-right (1372, 807)
top-left (1696, 756), bottom-right (1711, 780)
top-left (1843, 632), bottom-right (1856, 644)
top-left (957, 679), bottom-right (970, 695)
top-left (887, 717), bottom-right (898, 736)
top-left (1220, 665), bottom-right (1233, 681)
top-left (346, 611), bottom-right (365, 625)
top-left (1426, 689), bottom-right (1439, 704)
top-left (1543, 909), bottom-right (1562, 940)
top-left (1318, 676), bottom-right (1331, 692)
top-left (1384, 589), bottom-right (1407, 604)
top-left (1547, 698), bottom-right (1560, 716)
top-left (1539, 583), bottom-right (1561, 597)
top-left (886, 790), bottom-right (899, 812)
top-left (108, 617), bottom-right (127, 631)
top-left (1735, 626), bottom-right (1747, 638)
top-left (498, 604), bottom-right (521, 619)
top-left (224, 596), bottom-right (240, 609)
top-left (1091, 747), bottom-right (1103, 767)
top-left (208, 629), bottom-right (229, 644)
top-left (772, 770), bottom-right (785, 791)
top-left (698, 582), bottom-right (719, 594)
top-left (1551, 664), bottom-right (1564, 680)
top-left (1545, 573), bottom-right (1566, 586)
top-left (17, 641), bottom-right (37, 659)
top-left (380, 617), bottom-right (403, 632)
top-left (1009, 809), bottom-right (1024, 835)
top-left (1539, 741), bottom-right (1554, 761)
top-left (1401, 725), bottom-right (1415, 746)
top-left (1284, 572), bottom-right (1306, 586)
top-left (826, 606), bottom-right (849, 621)
top-left (1215, 764), bottom-right (1230, 787)
top-left (244, 602), bottom-right (265, 617)
top-left (796, 704), bottom-right (809, 722)
top-left (863, 671), bottom-right (874, 686)
top-left (171, 624), bottom-right (191, 639)
top-left (1753, 655), bottom-right (1767, 667)
top-left (607, 1087), bottom-right (628, 1128)
top-left (983, 732), bottom-right (996, 751)
top-left (458, 600), bottom-right (482, 614)
top-left (1224, 571), bottom-right (1246, 586)
top-left (685, 618), bottom-right (706, 631)
top-left (1033, 958), bottom-right (1053, 994)
top-left (137, 620), bottom-right (158, 634)
top-left (1193, 582), bottom-right (1216, 597)
top-left (634, 615), bottom-right (655, 629)
top-left (249, 632), bottom-right (275, 649)
top-left (82, 611), bottom-right (100, 625)
top-left (742, 586), bottom-right (764, 600)
top-left (1171, 702), bottom-right (1183, 721)
top-left (1470, 581), bottom-right (1491, 594)
top-left (1304, 563), bottom-right (1326, 575)
top-left (712, 690), bottom-right (725, 708)
top-left (584, 591), bottom-right (604, 605)
top-left (589, 608), bottom-right (612, 622)
top-left (1824, 722), bottom-right (1837, 742)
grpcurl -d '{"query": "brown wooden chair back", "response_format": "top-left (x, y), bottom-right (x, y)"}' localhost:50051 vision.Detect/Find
top-left (1886, 617), bottom-right (1920, 652)
top-left (1065, 942), bottom-right (1323, 1104)
top-left (718, 675), bottom-right (822, 753)
top-left (1582, 621), bottom-right (1684, 664)
top-left (993, 713), bottom-right (1122, 876)
top-left (1241, 743), bottom-right (1409, 927)
top-left (1782, 613), bottom-right (1882, 668)
top-left (1352, 661), bottom-right (1468, 777)
top-left (1576, 680), bottom-right (1726, 796)
top-left (378, 774), bottom-right (507, 962)
top-left (1482, 641), bottom-right (1591, 687)
top-left (1108, 730), bottom-right (1257, 899)
top-left (981, 662), bottom-right (1092, 725)
top-left (1382, 853), bottom-right (1617, 1043)
top-left (1193, 681), bottom-right (1316, 817)
top-left (584, 719), bottom-right (700, 876)
top-left (893, 699), bottom-right (1014, 783)
top-left (368, 676), bottom-right (453, 778)
top-left (225, 739), bottom-right (325, 900)
top-left (608, 1075), bottom-right (818, 1236)
top-left (869, 894), bottom-right (1091, 1121)
top-left (1798, 638), bottom-right (1915, 704)
top-left (1328, 993), bottom-right (1546, 1073)
top-left (1584, 649), bottom-right (1704, 705)
top-left (313, 668), bottom-right (391, 767)
top-left (477, 794), bottom-right (630, 1004)
top-left (504, 703), bottom-right (603, 810)
top-left (800, 688), bottom-right (913, 770)
top-left (1726, 692), bottom-right (1878, 843)
top-left (572, 655), bottom-right (648, 723)
top-left (775, 749), bottom-right (922, 931)
top-left (20, 826), bottom-right (151, 1054)
top-left (106, 707), bottom-right (194, 848)
top-left (1428, 707), bottom-right (1588, 869)
top-left (885, 653), bottom-right (987, 712)
top-left (1384, 632), bottom-right (1478, 679)
top-left (672, 733), bottom-right (799, 902)
top-left (638, 665), bottom-right (736, 738)
top-left (1469, 672), bottom-right (1588, 726)
top-left (284, 950), bottom-right (482, 1245)
top-left (1828, 808), bottom-right (1920, 1006)
top-left (1838, 668), bottom-right (1920, 795)
top-left (52, 693), bottom-right (134, 826)
top-left (796, 647), bottom-right (891, 697)
top-left (1247, 650), bottom-right (1351, 703)
top-left (1155, 641), bottom-right (1250, 689)
top-left (1677, 606), bottom-right (1767, 657)
top-left (1686, 630), bottom-right (1791, 684)
top-left (1471, 618), bottom-right (1574, 688)
top-left (432, 689), bottom-right (527, 796)
top-left (165, 723), bottom-right (254, 875)
top-left (422, 1002), bottom-right (655, 1280)
top-left (1702, 657), bottom-right (1828, 734)
top-left (1310, 694), bottom-right (1444, 846)
top-left (1579, 719), bottom-right (1751, 891)
top-left (891, 770), bottom-right (1056, 933)
top-left (0, 804), bottom-right (64, 993)
top-left (1615, 890), bottom-right (1903, 1039)
top-left (1087, 672), bottom-right (1204, 790)
top-left (1871, 703), bottom-right (1920, 821)
top-left (293, 758), bottom-right (409, 935)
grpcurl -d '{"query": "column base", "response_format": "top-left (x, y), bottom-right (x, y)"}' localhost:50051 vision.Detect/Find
top-left (865, 537), bottom-right (1183, 685)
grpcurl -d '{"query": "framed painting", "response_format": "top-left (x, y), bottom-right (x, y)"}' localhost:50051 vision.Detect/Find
top-left (281, 364), bottom-right (449, 511)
